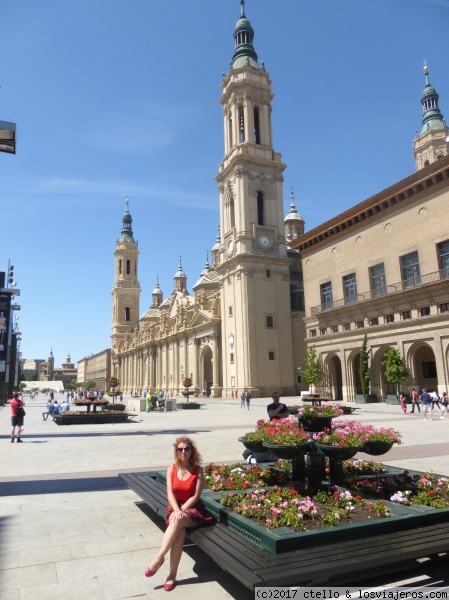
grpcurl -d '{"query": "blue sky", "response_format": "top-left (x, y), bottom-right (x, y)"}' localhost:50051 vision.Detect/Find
top-left (1, 0), bottom-right (449, 368)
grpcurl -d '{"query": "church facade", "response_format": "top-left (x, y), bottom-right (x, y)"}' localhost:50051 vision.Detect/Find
top-left (110, 3), bottom-right (306, 398)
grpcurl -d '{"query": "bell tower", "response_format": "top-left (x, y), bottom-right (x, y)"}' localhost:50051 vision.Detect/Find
top-left (216, 0), bottom-right (295, 396)
top-left (413, 63), bottom-right (449, 170)
top-left (111, 198), bottom-right (141, 352)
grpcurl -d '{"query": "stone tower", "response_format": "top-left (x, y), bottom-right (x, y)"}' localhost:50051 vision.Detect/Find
top-left (413, 64), bottom-right (449, 170)
top-left (284, 190), bottom-right (305, 243)
top-left (111, 198), bottom-right (141, 352)
top-left (151, 276), bottom-right (163, 308)
top-left (47, 349), bottom-right (54, 381)
top-left (216, 0), bottom-right (295, 396)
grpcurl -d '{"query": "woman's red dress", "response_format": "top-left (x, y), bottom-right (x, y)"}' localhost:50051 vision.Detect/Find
top-left (166, 465), bottom-right (216, 527)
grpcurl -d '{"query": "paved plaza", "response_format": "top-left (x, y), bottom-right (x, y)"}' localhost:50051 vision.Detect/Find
top-left (1, 395), bottom-right (449, 599)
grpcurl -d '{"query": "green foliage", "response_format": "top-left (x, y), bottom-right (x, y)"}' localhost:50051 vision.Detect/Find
top-left (302, 347), bottom-right (323, 387)
top-left (81, 380), bottom-right (97, 391)
top-left (18, 382), bottom-right (27, 390)
top-left (359, 334), bottom-right (370, 396)
top-left (381, 348), bottom-right (408, 385)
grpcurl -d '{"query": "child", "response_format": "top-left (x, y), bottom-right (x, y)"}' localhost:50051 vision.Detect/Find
top-left (240, 393), bottom-right (246, 410)
top-left (399, 392), bottom-right (407, 414)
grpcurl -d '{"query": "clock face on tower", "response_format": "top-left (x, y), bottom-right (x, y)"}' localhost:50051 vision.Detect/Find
top-left (258, 234), bottom-right (271, 249)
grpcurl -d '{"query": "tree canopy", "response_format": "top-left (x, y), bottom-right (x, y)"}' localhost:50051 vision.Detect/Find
top-left (302, 347), bottom-right (323, 387)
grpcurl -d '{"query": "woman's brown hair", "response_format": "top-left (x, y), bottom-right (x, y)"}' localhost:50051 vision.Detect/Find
top-left (173, 436), bottom-right (201, 468)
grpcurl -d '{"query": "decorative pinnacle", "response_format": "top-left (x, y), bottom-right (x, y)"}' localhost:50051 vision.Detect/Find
top-left (241, 0), bottom-right (245, 17)
top-left (126, 196), bottom-right (129, 208)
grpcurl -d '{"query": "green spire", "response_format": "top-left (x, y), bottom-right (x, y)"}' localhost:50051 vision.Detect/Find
top-left (231, 0), bottom-right (259, 69)
top-left (119, 197), bottom-right (136, 243)
top-left (420, 63), bottom-right (446, 135)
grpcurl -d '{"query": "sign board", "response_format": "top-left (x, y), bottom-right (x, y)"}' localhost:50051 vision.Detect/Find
top-left (0, 120), bottom-right (16, 154)
top-left (0, 292), bottom-right (11, 381)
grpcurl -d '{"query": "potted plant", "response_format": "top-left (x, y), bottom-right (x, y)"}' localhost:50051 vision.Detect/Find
top-left (302, 347), bottom-right (323, 396)
top-left (239, 418), bottom-right (310, 456)
top-left (360, 424), bottom-right (402, 456)
top-left (356, 335), bottom-right (378, 403)
top-left (297, 403), bottom-right (343, 432)
top-left (381, 348), bottom-right (408, 404)
top-left (181, 377), bottom-right (195, 403)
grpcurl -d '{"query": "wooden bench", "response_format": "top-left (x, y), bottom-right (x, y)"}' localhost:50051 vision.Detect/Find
top-left (119, 471), bottom-right (449, 590)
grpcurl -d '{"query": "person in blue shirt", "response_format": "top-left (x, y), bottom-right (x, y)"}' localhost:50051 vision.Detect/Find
top-left (43, 400), bottom-right (55, 421)
top-left (420, 388), bottom-right (432, 421)
top-left (59, 400), bottom-right (70, 412)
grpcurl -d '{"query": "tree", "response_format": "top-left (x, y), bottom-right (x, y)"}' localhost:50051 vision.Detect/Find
top-left (359, 334), bottom-right (370, 396)
top-left (381, 348), bottom-right (408, 397)
top-left (182, 377), bottom-right (194, 403)
top-left (109, 377), bottom-right (119, 390)
top-left (302, 347), bottom-right (323, 392)
top-left (78, 380), bottom-right (97, 391)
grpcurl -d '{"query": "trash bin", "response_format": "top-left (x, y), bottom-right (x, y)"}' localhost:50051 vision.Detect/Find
top-left (165, 399), bottom-right (176, 412)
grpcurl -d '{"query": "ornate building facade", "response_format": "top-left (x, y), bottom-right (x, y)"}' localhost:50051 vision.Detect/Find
top-left (110, 2), bottom-right (306, 398)
top-left (292, 66), bottom-right (449, 401)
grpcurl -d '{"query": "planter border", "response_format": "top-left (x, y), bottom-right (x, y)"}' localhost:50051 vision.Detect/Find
top-left (54, 413), bottom-right (131, 425)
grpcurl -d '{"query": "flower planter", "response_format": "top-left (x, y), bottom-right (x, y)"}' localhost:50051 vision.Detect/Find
top-left (238, 437), bottom-right (267, 454)
top-left (180, 402), bottom-right (203, 410)
top-left (200, 489), bottom-right (429, 554)
top-left (386, 394), bottom-right (400, 405)
top-left (54, 413), bottom-right (130, 425)
top-left (355, 394), bottom-right (378, 404)
top-left (262, 442), bottom-right (310, 460)
top-left (362, 440), bottom-right (394, 456)
top-left (314, 443), bottom-right (362, 462)
top-left (298, 416), bottom-right (333, 432)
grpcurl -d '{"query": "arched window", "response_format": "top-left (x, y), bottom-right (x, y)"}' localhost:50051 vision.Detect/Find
top-left (254, 108), bottom-right (260, 144)
top-left (257, 192), bottom-right (264, 225)
top-left (424, 160), bottom-right (430, 167)
top-left (124, 307), bottom-right (130, 322)
top-left (230, 197), bottom-right (235, 229)
top-left (118, 260), bottom-right (122, 275)
top-left (126, 260), bottom-right (131, 274)
top-left (229, 115), bottom-right (233, 147)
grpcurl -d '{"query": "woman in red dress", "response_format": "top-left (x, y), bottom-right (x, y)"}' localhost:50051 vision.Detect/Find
top-left (145, 436), bottom-right (216, 591)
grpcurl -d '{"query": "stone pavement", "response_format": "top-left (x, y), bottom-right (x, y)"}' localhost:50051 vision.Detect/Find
top-left (1, 395), bottom-right (449, 599)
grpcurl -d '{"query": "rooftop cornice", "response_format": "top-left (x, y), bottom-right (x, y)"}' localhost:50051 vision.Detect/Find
top-left (291, 155), bottom-right (449, 254)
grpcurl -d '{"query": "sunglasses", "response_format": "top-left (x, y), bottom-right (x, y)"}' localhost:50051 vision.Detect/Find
top-left (177, 447), bottom-right (191, 453)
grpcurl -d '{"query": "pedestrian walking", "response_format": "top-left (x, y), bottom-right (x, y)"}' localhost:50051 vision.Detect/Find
top-left (399, 391), bottom-right (407, 414)
top-left (440, 392), bottom-right (448, 420)
top-left (420, 388), bottom-right (432, 421)
top-left (411, 388), bottom-right (420, 413)
top-left (240, 393), bottom-right (245, 410)
top-left (430, 390), bottom-right (441, 411)
top-left (245, 391), bottom-right (251, 411)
